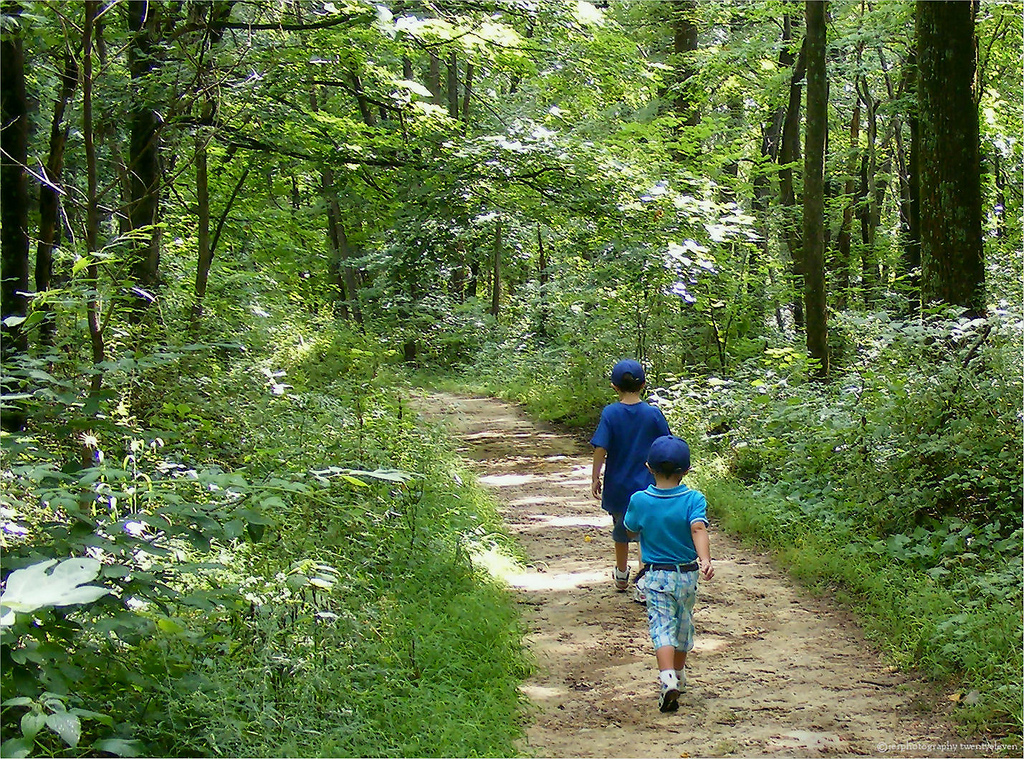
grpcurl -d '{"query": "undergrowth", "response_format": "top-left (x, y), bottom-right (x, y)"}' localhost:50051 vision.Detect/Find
top-left (700, 476), bottom-right (1022, 742)
top-left (2, 312), bottom-right (530, 757)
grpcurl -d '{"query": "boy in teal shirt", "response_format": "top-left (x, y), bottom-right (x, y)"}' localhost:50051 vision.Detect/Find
top-left (590, 359), bottom-right (671, 594)
top-left (624, 435), bottom-right (714, 712)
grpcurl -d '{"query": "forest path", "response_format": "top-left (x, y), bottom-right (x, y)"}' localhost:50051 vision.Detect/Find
top-left (413, 392), bottom-right (969, 758)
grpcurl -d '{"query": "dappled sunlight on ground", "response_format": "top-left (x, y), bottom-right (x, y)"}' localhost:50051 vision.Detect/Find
top-left (522, 514), bottom-right (611, 528)
top-left (506, 568), bottom-right (608, 592)
top-left (693, 635), bottom-right (730, 653)
top-left (471, 542), bottom-right (609, 592)
top-left (519, 684), bottom-right (565, 701)
top-left (479, 472), bottom-right (539, 487)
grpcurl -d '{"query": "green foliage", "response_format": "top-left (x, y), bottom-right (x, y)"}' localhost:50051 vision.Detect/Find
top-left (651, 311), bottom-right (1023, 738)
top-left (704, 478), bottom-right (1023, 738)
top-left (2, 306), bottom-right (528, 757)
top-left (5, 0), bottom-right (1023, 748)
top-left (659, 312), bottom-right (1023, 529)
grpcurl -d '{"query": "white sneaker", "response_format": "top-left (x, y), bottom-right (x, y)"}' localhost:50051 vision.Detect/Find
top-left (632, 583), bottom-right (646, 604)
top-left (658, 671), bottom-right (680, 713)
top-left (612, 567), bottom-right (630, 591)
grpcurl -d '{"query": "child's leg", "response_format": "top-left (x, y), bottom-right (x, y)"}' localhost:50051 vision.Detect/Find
top-left (614, 540), bottom-right (630, 571)
top-left (655, 645), bottom-right (677, 672)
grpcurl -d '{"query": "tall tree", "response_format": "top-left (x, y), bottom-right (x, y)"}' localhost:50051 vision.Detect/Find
top-left (126, 0), bottom-right (165, 293)
top-left (36, 47), bottom-right (78, 344)
top-left (190, 0), bottom-right (234, 325)
top-left (856, 71), bottom-right (880, 301)
top-left (671, 0), bottom-right (699, 128)
top-left (779, 20), bottom-right (807, 329)
top-left (803, 0), bottom-right (829, 376)
top-left (916, 0), bottom-right (985, 315)
top-left (664, 0), bottom-right (699, 162)
top-left (1, 0), bottom-right (30, 430)
top-left (83, 0), bottom-right (105, 395)
top-left (491, 218), bottom-right (502, 318)
top-left (833, 99), bottom-right (860, 309)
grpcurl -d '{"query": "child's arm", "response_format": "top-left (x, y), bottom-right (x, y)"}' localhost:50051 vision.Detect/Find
top-left (691, 521), bottom-right (714, 580)
top-left (591, 447), bottom-right (606, 500)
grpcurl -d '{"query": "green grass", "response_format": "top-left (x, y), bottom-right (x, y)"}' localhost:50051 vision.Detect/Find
top-left (698, 475), bottom-right (1023, 742)
top-left (1, 319), bottom-right (534, 758)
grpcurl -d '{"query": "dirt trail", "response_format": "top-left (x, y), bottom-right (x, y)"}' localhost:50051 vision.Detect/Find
top-left (415, 392), bottom-right (971, 758)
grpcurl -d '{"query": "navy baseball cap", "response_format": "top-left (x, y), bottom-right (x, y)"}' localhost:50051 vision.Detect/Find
top-left (647, 435), bottom-right (691, 474)
top-left (610, 359), bottom-right (645, 386)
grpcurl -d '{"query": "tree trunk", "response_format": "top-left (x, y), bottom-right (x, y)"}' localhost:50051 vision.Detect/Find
top-left (337, 223), bottom-right (363, 326)
top-left (349, 69), bottom-right (377, 127)
top-left (461, 62), bottom-right (474, 131)
top-left (83, 0), bottom-right (105, 396)
top-left (916, 1), bottom-right (985, 315)
top-left (750, 17), bottom-right (793, 327)
top-left (35, 48), bottom-right (78, 345)
top-left (428, 51), bottom-right (442, 105)
top-left (780, 28), bottom-right (807, 329)
top-left (879, 47), bottom-right (920, 313)
top-left (468, 259), bottom-right (479, 298)
top-left (668, 0), bottom-right (699, 161)
top-left (903, 90), bottom-right (922, 315)
top-left (321, 167), bottom-right (349, 321)
top-left (537, 224), bottom-right (549, 340)
top-left (1, 0), bottom-right (30, 430)
top-left (834, 101), bottom-right (860, 310)
top-left (191, 132), bottom-right (212, 324)
top-left (874, 155), bottom-right (892, 286)
top-left (310, 72), bottom-right (362, 324)
top-left (446, 50), bottom-right (459, 119)
top-left (803, 0), bottom-right (829, 377)
top-left (190, 3), bottom-right (232, 326)
top-left (858, 80), bottom-right (879, 301)
top-left (491, 218), bottom-right (502, 318)
top-left (451, 243), bottom-right (466, 303)
top-left (127, 0), bottom-right (163, 292)
top-left (671, 0), bottom-right (699, 127)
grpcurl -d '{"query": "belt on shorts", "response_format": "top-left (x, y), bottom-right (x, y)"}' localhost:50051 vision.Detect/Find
top-left (645, 562), bottom-right (698, 573)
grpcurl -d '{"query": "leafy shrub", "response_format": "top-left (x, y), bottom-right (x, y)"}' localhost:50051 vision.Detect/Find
top-left (2, 310), bottom-right (529, 758)
top-left (658, 312), bottom-right (1023, 738)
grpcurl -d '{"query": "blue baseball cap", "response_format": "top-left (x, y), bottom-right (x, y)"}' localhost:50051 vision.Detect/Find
top-left (610, 359), bottom-right (645, 386)
top-left (647, 435), bottom-right (690, 474)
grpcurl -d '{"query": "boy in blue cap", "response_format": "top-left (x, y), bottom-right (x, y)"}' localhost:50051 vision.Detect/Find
top-left (590, 359), bottom-right (671, 595)
top-left (624, 435), bottom-right (714, 712)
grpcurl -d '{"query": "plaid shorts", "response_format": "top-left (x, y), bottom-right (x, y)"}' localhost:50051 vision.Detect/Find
top-left (640, 568), bottom-right (699, 651)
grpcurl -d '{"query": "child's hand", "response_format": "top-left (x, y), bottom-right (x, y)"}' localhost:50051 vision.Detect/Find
top-left (699, 558), bottom-right (714, 581)
top-left (591, 478), bottom-right (602, 500)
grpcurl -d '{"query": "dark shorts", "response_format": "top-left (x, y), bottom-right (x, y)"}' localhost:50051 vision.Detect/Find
top-left (611, 511), bottom-right (638, 544)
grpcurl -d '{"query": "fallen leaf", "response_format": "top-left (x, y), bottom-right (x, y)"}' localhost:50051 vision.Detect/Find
top-left (948, 693), bottom-right (962, 703)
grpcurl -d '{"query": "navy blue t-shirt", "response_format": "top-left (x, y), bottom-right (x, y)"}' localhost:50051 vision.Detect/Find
top-left (590, 401), bottom-right (671, 514)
